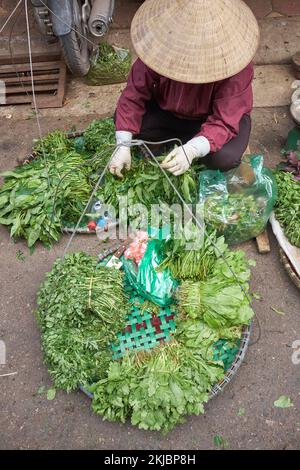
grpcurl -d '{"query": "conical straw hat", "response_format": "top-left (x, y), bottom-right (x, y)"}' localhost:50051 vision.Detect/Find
top-left (131, 0), bottom-right (260, 83)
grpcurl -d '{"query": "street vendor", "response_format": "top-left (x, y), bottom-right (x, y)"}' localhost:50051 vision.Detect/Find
top-left (109, 0), bottom-right (260, 178)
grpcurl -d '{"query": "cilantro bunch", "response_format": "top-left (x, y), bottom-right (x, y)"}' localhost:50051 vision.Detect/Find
top-left (91, 340), bottom-right (224, 434)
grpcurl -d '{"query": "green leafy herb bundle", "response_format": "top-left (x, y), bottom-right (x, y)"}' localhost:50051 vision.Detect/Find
top-left (0, 131), bottom-right (95, 247)
top-left (178, 248), bottom-right (254, 328)
top-left (178, 276), bottom-right (253, 329)
top-left (0, 118), bottom-right (199, 247)
top-left (90, 340), bottom-right (224, 433)
top-left (35, 230), bottom-right (254, 431)
top-left (88, 231), bottom-right (254, 432)
top-left (83, 118), bottom-right (115, 154)
top-left (158, 225), bottom-right (228, 281)
top-left (274, 171), bottom-right (300, 247)
top-left (97, 158), bottom-right (198, 214)
top-left (204, 192), bottom-right (268, 244)
top-left (85, 43), bottom-right (131, 86)
top-left (36, 252), bottom-right (128, 391)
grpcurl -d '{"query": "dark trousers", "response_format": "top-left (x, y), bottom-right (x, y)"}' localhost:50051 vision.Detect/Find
top-left (136, 101), bottom-right (251, 172)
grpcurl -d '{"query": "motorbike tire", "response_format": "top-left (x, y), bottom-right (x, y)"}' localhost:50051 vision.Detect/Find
top-left (59, 30), bottom-right (91, 77)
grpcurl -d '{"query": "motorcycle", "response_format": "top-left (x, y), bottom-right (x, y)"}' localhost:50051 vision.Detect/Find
top-left (31, 0), bottom-right (115, 76)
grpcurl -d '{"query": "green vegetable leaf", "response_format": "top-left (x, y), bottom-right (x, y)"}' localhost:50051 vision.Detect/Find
top-left (47, 388), bottom-right (56, 401)
top-left (37, 386), bottom-right (45, 395)
top-left (248, 259), bottom-right (256, 267)
top-left (213, 435), bottom-right (229, 449)
top-left (274, 396), bottom-right (293, 408)
top-left (252, 292), bottom-right (262, 301)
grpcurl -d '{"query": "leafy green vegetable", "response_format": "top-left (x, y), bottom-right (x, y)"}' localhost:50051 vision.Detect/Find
top-left (158, 225), bottom-right (227, 281)
top-left (34, 221), bottom-right (255, 431)
top-left (204, 193), bottom-right (267, 244)
top-left (85, 43), bottom-right (131, 86)
top-left (278, 146), bottom-right (300, 181)
top-left (0, 131), bottom-right (95, 248)
top-left (83, 118), bottom-right (115, 154)
top-left (47, 388), bottom-right (56, 401)
top-left (96, 158), bottom-right (198, 219)
top-left (91, 341), bottom-right (224, 433)
top-left (199, 157), bottom-right (277, 244)
top-left (274, 396), bottom-right (294, 408)
top-left (0, 119), bottom-right (119, 248)
top-left (36, 252), bottom-right (128, 391)
top-left (175, 320), bottom-right (219, 352)
top-left (275, 171), bottom-right (300, 247)
top-left (214, 435), bottom-right (229, 449)
top-left (178, 248), bottom-right (254, 328)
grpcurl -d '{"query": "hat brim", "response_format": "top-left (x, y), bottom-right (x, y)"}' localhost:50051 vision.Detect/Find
top-left (131, 0), bottom-right (260, 84)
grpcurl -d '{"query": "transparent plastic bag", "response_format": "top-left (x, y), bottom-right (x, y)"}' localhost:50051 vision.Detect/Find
top-left (199, 155), bottom-right (277, 244)
top-left (122, 239), bottom-right (178, 307)
top-left (85, 43), bottom-right (131, 86)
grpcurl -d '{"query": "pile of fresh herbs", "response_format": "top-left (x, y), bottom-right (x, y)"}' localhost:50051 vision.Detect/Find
top-left (87, 230), bottom-right (254, 432)
top-left (91, 340), bottom-right (224, 433)
top-left (85, 42), bottom-right (131, 86)
top-left (274, 170), bottom-right (300, 247)
top-left (36, 228), bottom-right (254, 432)
top-left (273, 146), bottom-right (300, 247)
top-left (157, 224), bottom-right (227, 281)
top-left (178, 249), bottom-right (254, 328)
top-left (97, 158), bottom-right (198, 215)
top-left (0, 125), bottom-right (107, 248)
top-left (36, 252), bottom-right (128, 391)
top-left (83, 118), bottom-right (115, 154)
top-left (0, 133), bottom-right (94, 248)
top-left (199, 157), bottom-right (277, 244)
top-left (203, 192), bottom-right (268, 245)
top-left (278, 147), bottom-right (300, 180)
top-left (0, 118), bottom-right (199, 248)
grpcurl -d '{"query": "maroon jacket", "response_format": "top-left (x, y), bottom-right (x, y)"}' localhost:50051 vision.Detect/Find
top-left (115, 58), bottom-right (254, 152)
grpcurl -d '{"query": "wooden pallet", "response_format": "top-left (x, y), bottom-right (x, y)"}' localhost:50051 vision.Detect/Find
top-left (0, 55), bottom-right (67, 108)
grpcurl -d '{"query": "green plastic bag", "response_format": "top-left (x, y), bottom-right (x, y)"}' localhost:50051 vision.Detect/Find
top-left (284, 127), bottom-right (300, 151)
top-left (199, 155), bottom-right (277, 244)
top-left (122, 239), bottom-right (178, 307)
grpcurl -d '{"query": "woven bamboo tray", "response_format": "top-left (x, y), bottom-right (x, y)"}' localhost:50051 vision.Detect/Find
top-left (80, 244), bottom-right (252, 401)
top-left (80, 325), bottom-right (251, 401)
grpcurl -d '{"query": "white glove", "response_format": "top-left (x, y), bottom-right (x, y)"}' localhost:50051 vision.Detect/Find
top-left (109, 131), bottom-right (133, 178)
top-left (161, 136), bottom-right (210, 176)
